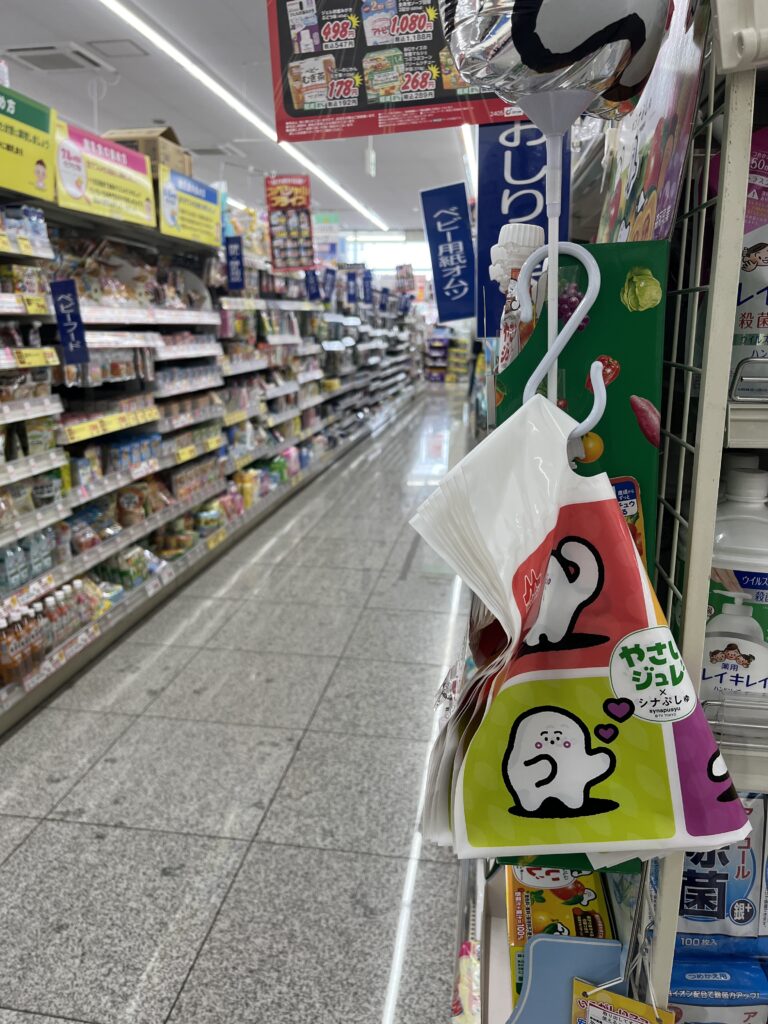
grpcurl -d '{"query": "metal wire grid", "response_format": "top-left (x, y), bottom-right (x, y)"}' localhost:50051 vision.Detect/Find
top-left (649, 46), bottom-right (756, 1001)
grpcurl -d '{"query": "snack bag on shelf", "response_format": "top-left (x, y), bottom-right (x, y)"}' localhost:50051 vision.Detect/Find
top-left (411, 396), bottom-right (750, 861)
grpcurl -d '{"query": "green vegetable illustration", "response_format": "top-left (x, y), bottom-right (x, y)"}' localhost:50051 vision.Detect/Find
top-left (620, 267), bottom-right (663, 312)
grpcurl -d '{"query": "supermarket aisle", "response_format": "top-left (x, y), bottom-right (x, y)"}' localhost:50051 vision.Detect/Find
top-left (0, 390), bottom-right (470, 1024)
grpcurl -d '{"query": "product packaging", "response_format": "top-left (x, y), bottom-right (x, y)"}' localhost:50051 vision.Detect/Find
top-left (489, 223), bottom-right (545, 373)
top-left (670, 959), bottom-right (768, 1023)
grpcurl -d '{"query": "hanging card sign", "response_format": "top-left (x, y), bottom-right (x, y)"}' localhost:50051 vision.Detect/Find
top-left (379, 285), bottom-right (390, 312)
top-left (158, 165), bottom-right (221, 247)
top-left (323, 267), bottom-right (337, 300)
top-left (50, 279), bottom-right (89, 366)
top-left (346, 270), bottom-right (358, 304)
top-left (55, 120), bottom-right (156, 226)
top-left (305, 268), bottom-right (322, 301)
top-left (265, 174), bottom-right (315, 271)
top-left (225, 236), bottom-right (245, 291)
top-left (477, 121), bottom-right (570, 342)
top-left (362, 269), bottom-right (373, 304)
top-left (421, 181), bottom-right (475, 323)
top-left (0, 85), bottom-right (55, 202)
top-left (266, 0), bottom-right (519, 142)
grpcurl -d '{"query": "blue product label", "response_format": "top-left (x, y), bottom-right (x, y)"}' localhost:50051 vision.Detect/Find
top-left (677, 795), bottom-right (764, 957)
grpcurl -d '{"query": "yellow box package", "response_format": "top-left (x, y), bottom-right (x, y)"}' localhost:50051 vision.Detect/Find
top-left (505, 866), bottom-right (614, 1003)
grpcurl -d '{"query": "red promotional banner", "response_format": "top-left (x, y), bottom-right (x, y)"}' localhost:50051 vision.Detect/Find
top-left (265, 175), bottom-right (315, 271)
top-left (266, 0), bottom-right (517, 142)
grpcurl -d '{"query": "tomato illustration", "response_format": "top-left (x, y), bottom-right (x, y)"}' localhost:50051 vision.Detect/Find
top-left (551, 880), bottom-right (598, 906)
top-left (531, 905), bottom-right (571, 935)
top-left (586, 355), bottom-right (620, 392)
top-left (576, 432), bottom-right (604, 463)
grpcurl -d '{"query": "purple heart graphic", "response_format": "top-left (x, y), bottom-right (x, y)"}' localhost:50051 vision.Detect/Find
top-left (595, 724), bottom-right (619, 744)
top-left (603, 699), bottom-right (635, 723)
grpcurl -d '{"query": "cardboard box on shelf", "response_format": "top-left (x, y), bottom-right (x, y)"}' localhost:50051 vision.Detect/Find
top-left (103, 125), bottom-right (192, 176)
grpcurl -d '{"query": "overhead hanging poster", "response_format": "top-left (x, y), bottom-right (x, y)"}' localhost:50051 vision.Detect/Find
top-left (421, 182), bottom-right (475, 323)
top-left (266, 0), bottom-right (516, 142)
top-left (0, 85), bottom-right (55, 202)
top-left (158, 165), bottom-right (221, 247)
top-left (265, 174), bottom-right (315, 271)
top-left (55, 121), bottom-right (156, 227)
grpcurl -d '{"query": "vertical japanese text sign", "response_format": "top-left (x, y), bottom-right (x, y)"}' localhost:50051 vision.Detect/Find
top-left (477, 122), bottom-right (570, 340)
top-left (421, 182), bottom-right (475, 323)
top-left (323, 267), bottom-right (337, 302)
top-left (225, 236), bottom-right (245, 291)
top-left (305, 269), bottom-right (321, 302)
top-left (50, 280), bottom-right (89, 365)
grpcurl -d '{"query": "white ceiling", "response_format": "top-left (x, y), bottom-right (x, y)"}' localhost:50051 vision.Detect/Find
top-left (2, 0), bottom-right (471, 231)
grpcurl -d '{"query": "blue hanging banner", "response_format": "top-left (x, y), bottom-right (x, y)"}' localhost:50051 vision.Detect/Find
top-left (346, 270), bottom-right (357, 305)
top-left (49, 279), bottom-right (89, 365)
top-left (305, 269), bottom-right (321, 302)
top-left (224, 236), bottom-right (245, 291)
top-left (398, 293), bottom-right (412, 316)
top-left (323, 267), bottom-right (337, 302)
top-left (421, 182), bottom-right (475, 324)
top-left (379, 286), bottom-right (390, 313)
top-left (476, 121), bottom-right (570, 341)
top-left (362, 269), bottom-right (373, 305)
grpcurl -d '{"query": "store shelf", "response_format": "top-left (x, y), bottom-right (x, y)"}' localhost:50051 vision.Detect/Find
top-left (0, 449), bottom-right (68, 486)
top-left (220, 357), bottom-right (270, 377)
top-left (219, 297), bottom-right (324, 313)
top-left (296, 343), bottom-right (321, 357)
top-left (266, 407), bottom-right (300, 428)
top-left (0, 500), bottom-right (72, 547)
top-left (0, 347), bottom-right (58, 369)
top-left (0, 385), bottom-right (423, 734)
top-left (155, 404), bottom-right (224, 433)
top-left (0, 396), bottom-right (63, 425)
top-left (58, 407), bottom-right (160, 444)
top-left (297, 369), bottom-right (323, 384)
top-left (299, 394), bottom-right (327, 412)
top-left (0, 294), bottom-right (50, 318)
top-left (222, 401), bottom-right (262, 428)
top-left (85, 332), bottom-right (162, 350)
top-left (724, 401), bottom-right (768, 448)
top-left (226, 442), bottom-right (279, 473)
top-left (68, 458), bottom-right (162, 508)
top-left (154, 342), bottom-right (223, 360)
top-left (264, 382), bottom-right (299, 401)
top-left (79, 305), bottom-right (220, 327)
top-left (265, 333), bottom-right (302, 346)
top-left (153, 376), bottom-right (224, 400)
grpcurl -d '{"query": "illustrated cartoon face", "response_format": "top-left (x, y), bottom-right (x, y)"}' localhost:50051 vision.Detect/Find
top-left (34, 159), bottom-right (47, 190)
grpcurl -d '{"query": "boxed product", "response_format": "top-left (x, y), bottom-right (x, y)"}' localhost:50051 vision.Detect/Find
top-left (102, 125), bottom-right (192, 176)
top-left (670, 959), bottom-right (768, 1023)
top-left (677, 795), bottom-right (766, 958)
top-left (361, 0), bottom-right (397, 47)
top-left (505, 865), bottom-right (614, 1003)
top-left (363, 49), bottom-right (404, 102)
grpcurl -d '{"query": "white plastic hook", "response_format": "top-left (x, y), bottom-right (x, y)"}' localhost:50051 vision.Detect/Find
top-left (517, 241), bottom-right (607, 439)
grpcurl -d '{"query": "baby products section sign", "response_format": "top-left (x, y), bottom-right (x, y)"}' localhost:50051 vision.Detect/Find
top-left (266, 0), bottom-right (514, 141)
top-left (55, 120), bottom-right (156, 227)
top-left (265, 174), bottom-right (315, 271)
top-left (0, 85), bottom-right (55, 202)
top-left (158, 165), bottom-right (221, 247)
top-left (421, 182), bottom-right (475, 323)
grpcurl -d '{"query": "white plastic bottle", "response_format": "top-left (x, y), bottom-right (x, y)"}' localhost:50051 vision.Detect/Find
top-left (72, 580), bottom-right (88, 627)
top-left (490, 223), bottom-right (545, 373)
top-left (44, 595), bottom-right (60, 648)
top-left (703, 469), bottom-right (768, 699)
top-left (719, 452), bottom-right (760, 502)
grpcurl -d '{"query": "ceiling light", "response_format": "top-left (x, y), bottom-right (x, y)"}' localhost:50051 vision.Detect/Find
top-left (92, 0), bottom-right (387, 229)
top-left (460, 123), bottom-right (478, 199)
top-left (345, 231), bottom-right (405, 243)
top-left (227, 197), bottom-right (247, 210)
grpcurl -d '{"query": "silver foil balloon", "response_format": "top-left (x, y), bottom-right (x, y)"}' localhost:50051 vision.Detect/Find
top-left (440, 0), bottom-right (671, 118)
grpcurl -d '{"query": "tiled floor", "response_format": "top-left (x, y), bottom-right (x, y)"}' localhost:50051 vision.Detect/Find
top-left (0, 392), bottom-right (469, 1024)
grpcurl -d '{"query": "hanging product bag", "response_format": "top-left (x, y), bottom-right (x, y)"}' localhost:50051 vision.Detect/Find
top-left (411, 395), bottom-right (750, 860)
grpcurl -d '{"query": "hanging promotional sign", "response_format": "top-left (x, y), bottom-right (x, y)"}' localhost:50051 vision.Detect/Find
top-left (158, 165), bottom-right (221, 247)
top-left (305, 268), bottom-right (322, 301)
top-left (55, 120), bottom-right (156, 227)
top-left (395, 263), bottom-right (415, 293)
top-left (50, 279), bottom-right (89, 366)
top-left (266, 0), bottom-right (517, 142)
top-left (0, 85), bottom-right (55, 202)
top-left (225, 236), bottom-right (245, 291)
top-left (477, 121), bottom-right (570, 341)
top-left (421, 181), bottom-right (475, 323)
top-left (265, 173), bottom-right (315, 271)
top-left (379, 285), bottom-right (390, 311)
top-left (346, 269), bottom-right (358, 304)
top-left (362, 269), bottom-right (373, 305)
top-left (323, 266), bottom-right (337, 300)
top-left (314, 211), bottom-right (340, 264)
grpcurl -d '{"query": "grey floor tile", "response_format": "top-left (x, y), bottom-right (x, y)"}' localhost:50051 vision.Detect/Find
top-left (128, 596), bottom-right (235, 648)
top-left (49, 642), bottom-right (197, 715)
top-left (286, 535), bottom-right (394, 570)
top-left (0, 709), bottom-right (131, 817)
top-left (346, 608), bottom-right (464, 667)
top-left (208, 600), bottom-right (357, 657)
top-left (0, 820), bottom-right (242, 1024)
top-left (306, 514), bottom-right (404, 544)
top-left (368, 569), bottom-right (469, 614)
top-left (52, 717), bottom-right (298, 839)
top-left (180, 561), bottom-right (277, 600)
top-left (311, 658), bottom-right (443, 741)
top-left (0, 1012), bottom-right (81, 1024)
top-left (0, 815), bottom-right (38, 864)
top-left (259, 731), bottom-right (427, 857)
top-left (387, 534), bottom-right (457, 577)
top-left (147, 649), bottom-right (336, 729)
top-left (168, 844), bottom-right (405, 1024)
top-left (255, 564), bottom-right (378, 607)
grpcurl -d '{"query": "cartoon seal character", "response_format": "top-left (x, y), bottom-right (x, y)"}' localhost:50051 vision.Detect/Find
top-left (523, 537), bottom-right (607, 652)
top-left (502, 707), bottom-right (617, 818)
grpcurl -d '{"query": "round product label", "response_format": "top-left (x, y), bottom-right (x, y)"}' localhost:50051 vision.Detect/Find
top-left (609, 625), bottom-right (697, 723)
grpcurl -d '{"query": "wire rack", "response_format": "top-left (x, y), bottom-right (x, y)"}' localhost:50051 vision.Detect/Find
top-left (650, 44), bottom-right (756, 998)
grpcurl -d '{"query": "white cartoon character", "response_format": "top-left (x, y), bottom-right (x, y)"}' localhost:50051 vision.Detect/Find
top-left (524, 538), bottom-right (605, 651)
top-left (502, 707), bottom-right (616, 817)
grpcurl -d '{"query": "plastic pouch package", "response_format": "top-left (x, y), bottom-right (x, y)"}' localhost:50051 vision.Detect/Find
top-left (670, 959), bottom-right (768, 1024)
top-left (411, 396), bottom-right (750, 861)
